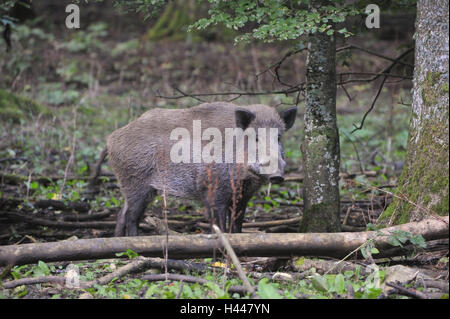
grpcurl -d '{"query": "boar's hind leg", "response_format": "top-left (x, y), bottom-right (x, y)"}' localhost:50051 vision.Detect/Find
top-left (115, 188), bottom-right (156, 237)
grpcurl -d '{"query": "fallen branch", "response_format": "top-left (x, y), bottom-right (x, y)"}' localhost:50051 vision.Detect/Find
top-left (0, 172), bottom-right (115, 186)
top-left (5, 212), bottom-right (117, 229)
top-left (34, 199), bottom-right (90, 213)
top-left (213, 225), bottom-right (255, 295)
top-left (197, 217), bottom-right (302, 230)
top-left (0, 216), bottom-right (447, 266)
top-left (422, 280), bottom-right (449, 293)
top-left (63, 210), bottom-right (113, 222)
top-left (4, 211), bottom-right (156, 232)
top-left (142, 274), bottom-right (249, 296)
top-left (2, 257), bottom-right (208, 289)
top-left (284, 170), bottom-right (378, 182)
top-left (2, 276), bottom-right (65, 289)
top-left (386, 282), bottom-right (429, 299)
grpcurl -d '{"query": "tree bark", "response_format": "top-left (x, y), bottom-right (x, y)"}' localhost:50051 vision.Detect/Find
top-left (0, 216), bottom-right (447, 266)
top-left (299, 0), bottom-right (340, 232)
top-left (382, 0), bottom-right (449, 224)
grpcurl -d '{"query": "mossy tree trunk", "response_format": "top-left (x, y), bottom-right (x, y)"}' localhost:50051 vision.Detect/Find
top-left (299, 0), bottom-right (341, 233)
top-left (382, 0), bottom-right (449, 224)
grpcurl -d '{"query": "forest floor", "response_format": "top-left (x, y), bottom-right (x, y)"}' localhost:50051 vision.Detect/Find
top-left (0, 15), bottom-right (448, 299)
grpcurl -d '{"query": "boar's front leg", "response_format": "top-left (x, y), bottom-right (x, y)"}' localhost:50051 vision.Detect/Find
top-left (202, 194), bottom-right (229, 232)
top-left (115, 188), bottom-right (156, 237)
top-left (230, 200), bottom-right (248, 233)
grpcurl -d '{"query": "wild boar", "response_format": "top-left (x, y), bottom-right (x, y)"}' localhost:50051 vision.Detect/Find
top-left (106, 102), bottom-right (297, 236)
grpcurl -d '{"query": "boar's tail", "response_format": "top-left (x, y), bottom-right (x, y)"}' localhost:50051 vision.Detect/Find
top-left (88, 146), bottom-right (108, 189)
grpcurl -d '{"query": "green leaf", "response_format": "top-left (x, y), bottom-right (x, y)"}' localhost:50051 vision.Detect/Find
top-left (334, 274), bottom-right (345, 294)
top-left (33, 260), bottom-right (51, 277)
top-left (310, 274), bottom-right (329, 292)
top-left (344, 270), bottom-right (354, 279)
top-left (410, 235), bottom-right (427, 248)
top-left (387, 236), bottom-right (402, 247)
top-left (365, 287), bottom-right (382, 299)
top-left (29, 181), bottom-right (39, 189)
top-left (115, 249), bottom-right (139, 259)
top-left (257, 278), bottom-right (282, 299)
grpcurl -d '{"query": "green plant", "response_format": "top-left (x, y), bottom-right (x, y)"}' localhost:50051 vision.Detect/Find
top-left (115, 249), bottom-right (139, 259)
top-left (257, 278), bottom-right (282, 299)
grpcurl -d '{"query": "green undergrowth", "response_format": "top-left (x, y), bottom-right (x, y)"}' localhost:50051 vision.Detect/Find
top-left (0, 257), bottom-right (400, 299)
top-left (0, 89), bottom-right (53, 123)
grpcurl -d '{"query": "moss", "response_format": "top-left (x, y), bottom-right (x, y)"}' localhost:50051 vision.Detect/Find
top-left (0, 89), bottom-right (52, 123)
top-left (381, 110), bottom-right (449, 224)
top-left (421, 71), bottom-right (445, 106)
top-left (294, 257), bottom-right (306, 267)
top-left (443, 83), bottom-right (449, 94)
top-left (431, 193), bottom-right (449, 216)
top-left (299, 201), bottom-right (341, 232)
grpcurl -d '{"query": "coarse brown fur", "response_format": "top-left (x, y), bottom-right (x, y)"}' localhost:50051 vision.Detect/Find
top-left (107, 102), bottom-right (297, 236)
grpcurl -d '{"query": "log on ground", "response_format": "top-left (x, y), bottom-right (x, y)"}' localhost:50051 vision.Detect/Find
top-left (0, 216), bottom-right (447, 266)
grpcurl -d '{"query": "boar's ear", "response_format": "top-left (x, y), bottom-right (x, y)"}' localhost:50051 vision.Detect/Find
top-left (235, 108), bottom-right (255, 130)
top-left (279, 106), bottom-right (297, 130)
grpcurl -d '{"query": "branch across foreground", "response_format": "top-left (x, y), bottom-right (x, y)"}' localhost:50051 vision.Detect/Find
top-left (0, 216), bottom-right (447, 266)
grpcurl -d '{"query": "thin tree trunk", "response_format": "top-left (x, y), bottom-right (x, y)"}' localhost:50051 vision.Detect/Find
top-left (299, 0), bottom-right (340, 232)
top-left (382, 0), bottom-right (449, 224)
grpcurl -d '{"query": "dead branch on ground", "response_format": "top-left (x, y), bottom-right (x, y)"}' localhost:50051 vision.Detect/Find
top-left (0, 216), bottom-right (447, 266)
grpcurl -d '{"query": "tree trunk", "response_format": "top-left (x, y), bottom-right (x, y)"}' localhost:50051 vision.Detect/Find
top-left (299, 1), bottom-right (340, 232)
top-left (382, 0), bottom-right (449, 224)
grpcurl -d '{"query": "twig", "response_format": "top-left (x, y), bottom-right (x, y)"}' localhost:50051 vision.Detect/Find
top-left (351, 75), bottom-right (388, 133)
top-left (155, 86), bottom-right (303, 101)
top-left (88, 147), bottom-right (108, 190)
top-left (386, 282), bottom-right (429, 299)
top-left (212, 224), bottom-right (255, 295)
top-left (336, 44), bottom-right (414, 69)
top-left (342, 131), bottom-right (365, 172)
top-left (256, 47), bottom-right (307, 78)
top-left (175, 281), bottom-right (184, 299)
top-left (2, 257), bottom-right (208, 290)
top-left (63, 210), bottom-right (113, 222)
top-left (2, 276), bottom-right (66, 289)
top-left (94, 256), bottom-right (153, 286)
top-left (350, 47), bottom-right (414, 133)
top-left (60, 107), bottom-right (78, 199)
